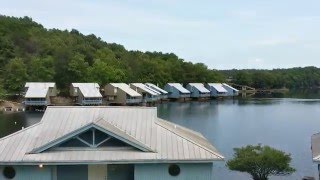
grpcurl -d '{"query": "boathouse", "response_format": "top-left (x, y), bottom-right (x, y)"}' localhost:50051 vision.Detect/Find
top-left (24, 82), bottom-right (57, 106)
top-left (222, 83), bottom-right (239, 96)
top-left (164, 83), bottom-right (190, 99)
top-left (70, 83), bottom-right (103, 105)
top-left (0, 106), bottom-right (223, 180)
top-left (205, 83), bottom-right (228, 97)
top-left (186, 83), bottom-right (210, 99)
top-left (145, 83), bottom-right (168, 99)
top-left (104, 83), bottom-right (142, 105)
top-left (130, 83), bottom-right (160, 103)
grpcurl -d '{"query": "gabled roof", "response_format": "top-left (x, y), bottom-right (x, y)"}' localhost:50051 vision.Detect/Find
top-left (207, 83), bottom-right (228, 93)
top-left (0, 107), bottom-right (223, 164)
top-left (222, 83), bottom-right (239, 92)
top-left (312, 133), bottom-right (320, 162)
top-left (25, 82), bottom-right (55, 98)
top-left (72, 83), bottom-right (102, 98)
top-left (167, 83), bottom-right (190, 94)
top-left (109, 83), bottom-right (141, 97)
top-left (188, 83), bottom-right (210, 93)
top-left (145, 83), bottom-right (168, 94)
top-left (130, 83), bottom-right (160, 96)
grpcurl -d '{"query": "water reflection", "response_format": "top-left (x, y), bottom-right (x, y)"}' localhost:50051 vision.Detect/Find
top-left (157, 98), bottom-right (320, 179)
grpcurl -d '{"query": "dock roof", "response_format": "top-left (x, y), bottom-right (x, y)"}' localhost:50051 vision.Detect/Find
top-left (0, 107), bottom-right (223, 165)
top-left (207, 83), bottom-right (228, 93)
top-left (188, 83), bottom-right (210, 93)
top-left (72, 83), bottom-right (102, 98)
top-left (167, 83), bottom-right (190, 94)
top-left (25, 82), bottom-right (55, 98)
top-left (109, 83), bottom-right (141, 97)
top-left (222, 83), bottom-right (239, 92)
top-left (145, 83), bottom-right (168, 94)
top-left (130, 83), bottom-right (160, 96)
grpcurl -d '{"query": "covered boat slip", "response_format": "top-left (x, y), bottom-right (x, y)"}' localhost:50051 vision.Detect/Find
top-left (186, 83), bottom-right (210, 98)
top-left (0, 106), bottom-right (223, 180)
top-left (130, 83), bottom-right (160, 102)
top-left (24, 82), bottom-right (57, 106)
top-left (70, 83), bottom-right (103, 105)
top-left (104, 83), bottom-right (142, 105)
top-left (164, 83), bottom-right (191, 99)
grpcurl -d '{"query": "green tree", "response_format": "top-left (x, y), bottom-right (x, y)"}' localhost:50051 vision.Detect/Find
top-left (227, 144), bottom-right (295, 180)
top-left (87, 59), bottom-right (126, 85)
top-left (67, 53), bottom-right (89, 82)
top-left (28, 56), bottom-right (55, 81)
top-left (3, 58), bottom-right (28, 92)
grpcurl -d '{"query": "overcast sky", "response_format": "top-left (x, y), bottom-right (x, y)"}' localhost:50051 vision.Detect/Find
top-left (1, 0), bottom-right (320, 69)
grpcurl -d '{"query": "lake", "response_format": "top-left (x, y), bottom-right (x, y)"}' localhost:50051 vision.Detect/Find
top-left (1, 92), bottom-right (320, 179)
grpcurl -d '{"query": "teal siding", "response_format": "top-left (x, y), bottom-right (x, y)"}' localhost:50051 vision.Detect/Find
top-left (134, 163), bottom-right (213, 180)
top-left (0, 166), bottom-right (52, 180)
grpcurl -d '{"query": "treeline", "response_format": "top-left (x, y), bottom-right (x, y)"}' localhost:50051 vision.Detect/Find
top-left (0, 15), bottom-right (224, 95)
top-left (0, 15), bottom-right (320, 97)
top-left (222, 67), bottom-right (320, 89)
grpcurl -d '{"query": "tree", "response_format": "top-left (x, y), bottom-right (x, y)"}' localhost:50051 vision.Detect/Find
top-left (28, 56), bottom-right (55, 81)
top-left (3, 58), bottom-right (28, 92)
top-left (226, 144), bottom-right (295, 180)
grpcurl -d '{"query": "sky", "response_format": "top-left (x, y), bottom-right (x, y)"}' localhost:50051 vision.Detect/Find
top-left (1, 0), bottom-right (320, 70)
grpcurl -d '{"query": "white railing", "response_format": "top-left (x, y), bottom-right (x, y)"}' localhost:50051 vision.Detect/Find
top-left (82, 99), bottom-right (102, 105)
top-left (126, 98), bottom-right (142, 104)
top-left (24, 101), bottom-right (47, 106)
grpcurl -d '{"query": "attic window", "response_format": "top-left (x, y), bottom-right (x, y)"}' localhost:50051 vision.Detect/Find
top-left (3, 166), bottom-right (16, 179)
top-left (56, 128), bottom-right (129, 148)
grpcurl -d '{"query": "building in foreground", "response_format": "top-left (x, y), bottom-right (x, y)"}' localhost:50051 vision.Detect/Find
top-left (130, 83), bottom-right (160, 103)
top-left (222, 83), bottom-right (239, 96)
top-left (0, 106), bottom-right (223, 180)
top-left (104, 83), bottom-right (142, 105)
top-left (186, 83), bottom-right (210, 99)
top-left (164, 83), bottom-right (190, 99)
top-left (145, 83), bottom-right (168, 99)
top-left (24, 82), bottom-right (57, 106)
top-left (70, 83), bottom-right (103, 105)
top-left (205, 83), bottom-right (228, 98)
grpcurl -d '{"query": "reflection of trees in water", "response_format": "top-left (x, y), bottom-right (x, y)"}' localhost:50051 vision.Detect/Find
top-left (0, 112), bottom-right (43, 138)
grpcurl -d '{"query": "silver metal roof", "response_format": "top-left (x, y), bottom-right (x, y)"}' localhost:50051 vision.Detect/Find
top-left (109, 83), bottom-right (141, 97)
top-left (0, 107), bottom-right (223, 165)
top-left (72, 83), bottom-right (102, 98)
top-left (25, 82), bottom-right (55, 98)
top-left (167, 83), bottom-right (190, 94)
top-left (207, 83), bottom-right (228, 93)
top-left (188, 83), bottom-right (210, 93)
top-left (222, 83), bottom-right (239, 92)
top-left (145, 83), bottom-right (168, 94)
top-left (130, 83), bottom-right (160, 96)
top-left (312, 133), bottom-right (320, 162)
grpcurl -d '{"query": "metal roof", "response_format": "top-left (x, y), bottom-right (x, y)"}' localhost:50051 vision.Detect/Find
top-left (188, 83), bottom-right (210, 93)
top-left (72, 83), bottom-right (102, 98)
top-left (167, 83), bottom-right (190, 94)
top-left (312, 133), bottom-right (320, 162)
top-left (207, 83), bottom-right (228, 93)
top-left (0, 107), bottom-right (224, 164)
top-left (222, 83), bottom-right (239, 92)
top-left (145, 83), bottom-right (168, 94)
top-left (109, 83), bottom-right (141, 97)
top-left (130, 83), bottom-right (160, 96)
top-left (25, 82), bottom-right (55, 98)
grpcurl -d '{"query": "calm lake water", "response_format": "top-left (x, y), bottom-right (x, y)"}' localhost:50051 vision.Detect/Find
top-left (1, 91), bottom-right (320, 179)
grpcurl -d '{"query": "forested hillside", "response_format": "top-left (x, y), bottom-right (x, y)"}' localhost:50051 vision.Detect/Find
top-left (0, 15), bottom-right (320, 97)
top-left (0, 15), bottom-right (224, 94)
top-left (223, 67), bottom-right (320, 89)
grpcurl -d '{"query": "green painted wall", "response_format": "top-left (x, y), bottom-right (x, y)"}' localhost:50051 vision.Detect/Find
top-left (134, 163), bottom-right (213, 180)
